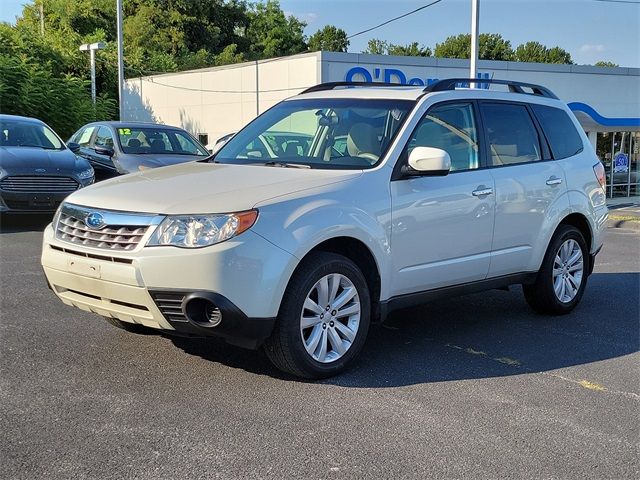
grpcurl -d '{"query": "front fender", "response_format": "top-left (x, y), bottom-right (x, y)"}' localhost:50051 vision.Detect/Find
top-left (252, 177), bottom-right (392, 301)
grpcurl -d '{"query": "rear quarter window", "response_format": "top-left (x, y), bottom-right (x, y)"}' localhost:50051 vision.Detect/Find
top-left (532, 104), bottom-right (584, 159)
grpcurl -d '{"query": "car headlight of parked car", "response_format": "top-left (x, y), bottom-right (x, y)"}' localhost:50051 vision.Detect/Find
top-left (77, 168), bottom-right (95, 180)
top-left (147, 210), bottom-right (258, 248)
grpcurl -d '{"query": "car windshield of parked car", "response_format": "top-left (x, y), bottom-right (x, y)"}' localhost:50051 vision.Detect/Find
top-left (214, 98), bottom-right (415, 169)
top-left (117, 127), bottom-right (209, 156)
top-left (0, 120), bottom-right (64, 150)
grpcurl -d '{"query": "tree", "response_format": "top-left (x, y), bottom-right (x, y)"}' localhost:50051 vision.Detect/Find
top-left (245, 0), bottom-right (307, 58)
top-left (514, 41), bottom-right (550, 63)
top-left (594, 60), bottom-right (618, 67)
top-left (545, 46), bottom-right (573, 64)
top-left (308, 25), bottom-right (349, 52)
top-left (387, 42), bottom-right (431, 57)
top-left (514, 42), bottom-right (573, 64)
top-left (363, 39), bottom-right (389, 55)
top-left (363, 39), bottom-right (431, 57)
top-left (434, 33), bottom-right (513, 61)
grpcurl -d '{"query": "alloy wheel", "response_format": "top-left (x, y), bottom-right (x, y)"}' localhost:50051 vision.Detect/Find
top-left (552, 239), bottom-right (584, 303)
top-left (299, 273), bottom-right (361, 363)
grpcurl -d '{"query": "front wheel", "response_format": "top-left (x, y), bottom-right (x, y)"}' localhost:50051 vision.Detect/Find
top-left (523, 225), bottom-right (589, 315)
top-left (264, 252), bottom-right (371, 379)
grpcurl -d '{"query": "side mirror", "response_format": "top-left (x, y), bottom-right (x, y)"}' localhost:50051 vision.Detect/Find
top-left (67, 142), bottom-right (81, 153)
top-left (94, 145), bottom-right (114, 157)
top-left (407, 147), bottom-right (451, 176)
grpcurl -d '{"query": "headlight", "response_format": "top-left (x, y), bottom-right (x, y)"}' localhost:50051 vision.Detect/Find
top-left (77, 167), bottom-right (94, 180)
top-left (147, 210), bottom-right (258, 248)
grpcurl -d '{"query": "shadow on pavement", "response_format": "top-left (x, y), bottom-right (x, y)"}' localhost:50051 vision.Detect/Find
top-left (170, 272), bottom-right (639, 387)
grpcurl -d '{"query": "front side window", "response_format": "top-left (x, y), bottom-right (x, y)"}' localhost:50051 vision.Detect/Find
top-left (117, 127), bottom-right (208, 156)
top-left (531, 104), bottom-right (584, 159)
top-left (94, 126), bottom-right (115, 148)
top-left (0, 120), bottom-right (64, 150)
top-left (407, 102), bottom-right (479, 172)
top-left (214, 98), bottom-right (415, 169)
top-left (481, 103), bottom-right (542, 166)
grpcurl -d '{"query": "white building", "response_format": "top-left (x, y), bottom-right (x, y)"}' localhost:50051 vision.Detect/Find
top-left (123, 51), bottom-right (640, 197)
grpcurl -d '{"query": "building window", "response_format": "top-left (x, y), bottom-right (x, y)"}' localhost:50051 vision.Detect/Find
top-left (596, 131), bottom-right (639, 198)
top-left (197, 133), bottom-right (209, 146)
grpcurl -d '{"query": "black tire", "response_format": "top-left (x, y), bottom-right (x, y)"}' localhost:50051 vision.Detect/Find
top-left (264, 252), bottom-right (371, 379)
top-left (103, 316), bottom-right (156, 334)
top-left (523, 225), bottom-right (589, 315)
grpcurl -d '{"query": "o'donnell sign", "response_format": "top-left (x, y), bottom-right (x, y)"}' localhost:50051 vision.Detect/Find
top-left (344, 66), bottom-right (492, 86)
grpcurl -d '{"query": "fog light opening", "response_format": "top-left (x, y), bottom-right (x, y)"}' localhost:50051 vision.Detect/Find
top-left (184, 297), bottom-right (222, 328)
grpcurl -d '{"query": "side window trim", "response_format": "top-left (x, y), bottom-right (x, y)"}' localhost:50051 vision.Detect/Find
top-left (477, 100), bottom-right (549, 169)
top-left (391, 99), bottom-right (485, 180)
top-left (525, 103), bottom-right (553, 160)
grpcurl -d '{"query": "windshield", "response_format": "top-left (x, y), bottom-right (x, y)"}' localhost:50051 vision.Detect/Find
top-left (117, 127), bottom-right (209, 156)
top-left (214, 98), bottom-right (415, 169)
top-left (0, 119), bottom-right (64, 150)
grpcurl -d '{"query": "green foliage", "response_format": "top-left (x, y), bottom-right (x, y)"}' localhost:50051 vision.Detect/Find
top-left (434, 33), bottom-right (513, 61)
top-left (363, 39), bottom-right (389, 55)
top-left (0, 55), bottom-right (116, 138)
top-left (245, 0), bottom-right (307, 58)
top-left (594, 60), bottom-right (618, 67)
top-left (515, 42), bottom-right (572, 64)
top-left (387, 42), bottom-right (431, 57)
top-left (363, 38), bottom-right (430, 57)
top-left (308, 25), bottom-right (349, 53)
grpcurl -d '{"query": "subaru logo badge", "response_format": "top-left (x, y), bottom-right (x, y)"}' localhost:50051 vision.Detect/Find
top-left (35, 168), bottom-right (46, 173)
top-left (85, 212), bottom-right (104, 229)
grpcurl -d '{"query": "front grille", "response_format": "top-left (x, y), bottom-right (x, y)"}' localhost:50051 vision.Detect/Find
top-left (56, 211), bottom-right (149, 251)
top-left (150, 292), bottom-right (187, 323)
top-left (4, 198), bottom-right (62, 210)
top-left (49, 244), bottom-right (133, 264)
top-left (0, 176), bottom-right (78, 193)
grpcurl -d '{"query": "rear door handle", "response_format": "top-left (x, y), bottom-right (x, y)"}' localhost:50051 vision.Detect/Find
top-left (472, 186), bottom-right (493, 197)
top-left (546, 176), bottom-right (563, 186)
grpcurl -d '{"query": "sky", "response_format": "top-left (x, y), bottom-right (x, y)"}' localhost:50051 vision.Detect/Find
top-left (1, 0), bottom-right (639, 67)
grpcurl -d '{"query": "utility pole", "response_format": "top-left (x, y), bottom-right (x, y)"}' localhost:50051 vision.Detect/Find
top-left (39, 2), bottom-right (44, 36)
top-left (116, 0), bottom-right (125, 120)
top-left (470, 0), bottom-right (480, 87)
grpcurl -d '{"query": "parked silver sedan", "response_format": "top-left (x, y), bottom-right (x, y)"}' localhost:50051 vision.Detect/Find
top-left (68, 122), bottom-right (210, 175)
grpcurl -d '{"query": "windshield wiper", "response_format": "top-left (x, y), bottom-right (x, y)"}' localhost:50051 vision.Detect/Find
top-left (263, 161), bottom-right (311, 169)
top-left (17, 144), bottom-right (58, 150)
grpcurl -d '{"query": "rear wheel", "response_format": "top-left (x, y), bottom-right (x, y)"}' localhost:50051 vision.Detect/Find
top-left (523, 225), bottom-right (589, 315)
top-left (103, 316), bottom-right (156, 334)
top-left (264, 252), bottom-right (370, 379)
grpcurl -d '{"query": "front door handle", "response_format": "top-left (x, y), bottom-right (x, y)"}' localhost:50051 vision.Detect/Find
top-left (546, 176), bottom-right (563, 186)
top-left (472, 186), bottom-right (493, 197)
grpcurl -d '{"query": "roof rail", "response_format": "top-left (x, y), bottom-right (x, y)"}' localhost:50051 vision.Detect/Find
top-left (423, 78), bottom-right (558, 99)
top-left (299, 81), bottom-right (413, 94)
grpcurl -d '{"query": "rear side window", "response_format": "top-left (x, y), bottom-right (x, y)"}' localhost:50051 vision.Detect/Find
top-left (531, 104), bottom-right (584, 159)
top-left (481, 103), bottom-right (542, 166)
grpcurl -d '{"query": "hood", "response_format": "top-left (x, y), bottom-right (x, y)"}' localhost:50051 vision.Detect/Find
top-left (66, 162), bottom-right (362, 214)
top-left (0, 146), bottom-right (88, 174)
top-left (118, 153), bottom-right (204, 173)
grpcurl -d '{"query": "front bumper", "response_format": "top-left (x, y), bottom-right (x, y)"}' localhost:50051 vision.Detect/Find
top-left (41, 224), bottom-right (296, 348)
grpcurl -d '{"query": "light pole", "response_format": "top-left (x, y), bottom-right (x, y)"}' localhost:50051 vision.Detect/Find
top-left (79, 42), bottom-right (106, 104)
top-left (470, 0), bottom-right (480, 86)
top-left (116, 0), bottom-right (125, 120)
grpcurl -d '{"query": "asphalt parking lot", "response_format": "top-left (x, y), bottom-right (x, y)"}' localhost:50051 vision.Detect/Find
top-left (1, 214), bottom-right (638, 479)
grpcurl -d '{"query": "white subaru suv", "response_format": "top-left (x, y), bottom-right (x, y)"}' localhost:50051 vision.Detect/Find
top-left (41, 79), bottom-right (608, 378)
